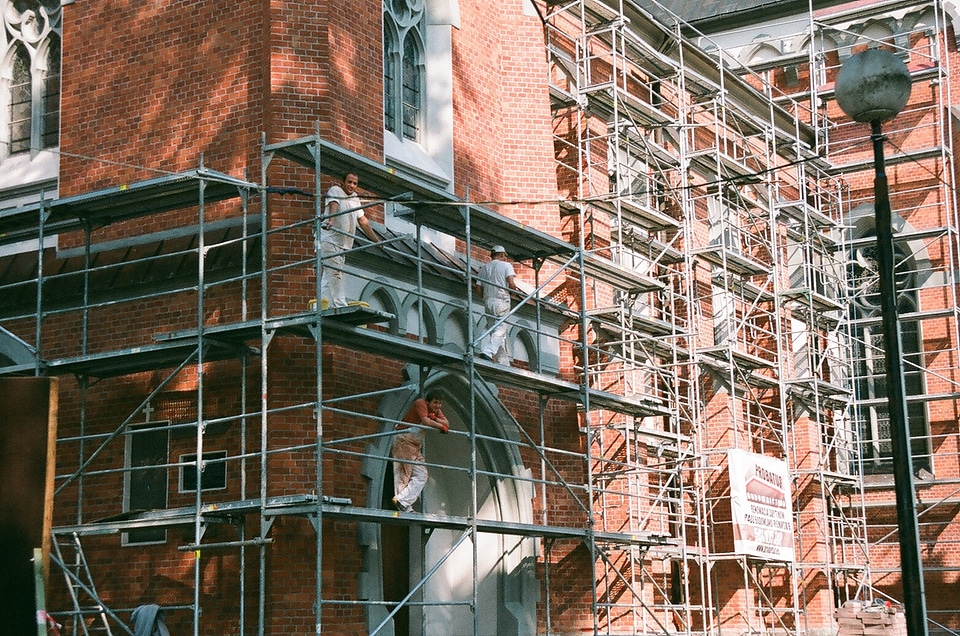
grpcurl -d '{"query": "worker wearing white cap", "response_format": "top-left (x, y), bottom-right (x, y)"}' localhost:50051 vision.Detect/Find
top-left (473, 245), bottom-right (520, 363)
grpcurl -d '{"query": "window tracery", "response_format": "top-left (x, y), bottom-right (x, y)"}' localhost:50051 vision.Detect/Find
top-left (849, 225), bottom-right (930, 473)
top-left (383, 0), bottom-right (424, 142)
top-left (1, 0), bottom-right (61, 157)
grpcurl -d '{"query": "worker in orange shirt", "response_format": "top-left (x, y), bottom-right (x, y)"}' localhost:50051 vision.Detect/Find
top-left (391, 391), bottom-right (449, 512)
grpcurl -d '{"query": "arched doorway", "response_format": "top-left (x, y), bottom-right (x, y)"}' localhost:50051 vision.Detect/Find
top-left (359, 367), bottom-right (537, 635)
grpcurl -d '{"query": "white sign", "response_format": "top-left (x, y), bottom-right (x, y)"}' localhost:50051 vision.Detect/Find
top-left (728, 449), bottom-right (795, 562)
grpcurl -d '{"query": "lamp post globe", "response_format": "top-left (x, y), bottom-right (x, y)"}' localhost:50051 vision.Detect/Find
top-left (835, 48), bottom-right (912, 123)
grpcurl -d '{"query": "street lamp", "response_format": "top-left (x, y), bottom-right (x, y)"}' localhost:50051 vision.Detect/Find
top-left (835, 48), bottom-right (928, 636)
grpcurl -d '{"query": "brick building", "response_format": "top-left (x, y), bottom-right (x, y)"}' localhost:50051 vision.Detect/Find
top-left (0, 0), bottom-right (957, 634)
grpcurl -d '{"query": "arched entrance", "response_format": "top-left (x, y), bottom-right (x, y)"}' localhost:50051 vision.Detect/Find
top-left (358, 367), bottom-right (537, 635)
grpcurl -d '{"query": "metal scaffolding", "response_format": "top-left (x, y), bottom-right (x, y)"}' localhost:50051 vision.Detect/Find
top-left (543, 0), bottom-right (956, 633)
top-left (0, 0), bottom-right (957, 635)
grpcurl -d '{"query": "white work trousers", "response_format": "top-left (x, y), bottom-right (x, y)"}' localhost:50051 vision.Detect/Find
top-left (480, 296), bottom-right (511, 363)
top-left (319, 241), bottom-right (348, 308)
top-left (392, 432), bottom-right (427, 512)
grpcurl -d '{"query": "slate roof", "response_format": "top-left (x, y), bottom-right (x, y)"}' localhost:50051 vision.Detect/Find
top-left (640, 0), bottom-right (847, 32)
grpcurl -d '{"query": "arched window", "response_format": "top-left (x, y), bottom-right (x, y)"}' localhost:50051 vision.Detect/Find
top-left (400, 35), bottom-right (423, 141)
top-left (383, 0), bottom-right (424, 143)
top-left (383, 22), bottom-right (399, 135)
top-left (848, 215), bottom-right (930, 474)
top-left (41, 36), bottom-right (59, 149)
top-left (1, 0), bottom-right (62, 159)
top-left (8, 45), bottom-right (31, 154)
top-left (381, 0), bottom-right (457, 196)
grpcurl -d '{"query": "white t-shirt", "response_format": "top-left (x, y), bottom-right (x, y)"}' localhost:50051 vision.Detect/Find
top-left (478, 258), bottom-right (516, 301)
top-left (320, 184), bottom-right (363, 249)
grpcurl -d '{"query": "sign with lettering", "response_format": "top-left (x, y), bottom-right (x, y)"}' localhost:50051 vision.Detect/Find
top-left (727, 449), bottom-right (795, 562)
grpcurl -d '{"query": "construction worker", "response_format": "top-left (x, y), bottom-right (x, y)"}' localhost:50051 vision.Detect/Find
top-left (474, 245), bottom-right (520, 364)
top-left (318, 172), bottom-right (378, 308)
top-left (391, 391), bottom-right (449, 512)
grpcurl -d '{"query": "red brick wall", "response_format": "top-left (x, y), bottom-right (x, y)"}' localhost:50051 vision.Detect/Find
top-left (45, 0), bottom-right (603, 631)
top-left (60, 0), bottom-right (265, 193)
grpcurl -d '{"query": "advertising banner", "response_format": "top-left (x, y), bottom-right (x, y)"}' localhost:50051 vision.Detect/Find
top-left (728, 448), bottom-right (795, 562)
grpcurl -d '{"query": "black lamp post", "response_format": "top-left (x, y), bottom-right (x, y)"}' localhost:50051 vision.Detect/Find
top-left (835, 48), bottom-right (928, 636)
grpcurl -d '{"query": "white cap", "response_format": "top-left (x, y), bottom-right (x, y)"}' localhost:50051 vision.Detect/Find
top-left (491, 245), bottom-right (507, 255)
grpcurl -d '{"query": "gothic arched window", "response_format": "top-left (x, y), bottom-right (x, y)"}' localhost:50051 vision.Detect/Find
top-left (1, 0), bottom-right (62, 158)
top-left (8, 44), bottom-right (31, 154)
top-left (41, 36), bottom-right (60, 149)
top-left (383, 0), bottom-right (424, 143)
top-left (848, 221), bottom-right (930, 474)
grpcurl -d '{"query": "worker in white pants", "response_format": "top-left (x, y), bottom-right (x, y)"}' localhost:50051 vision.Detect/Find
top-left (474, 245), bottom-right (520, 364)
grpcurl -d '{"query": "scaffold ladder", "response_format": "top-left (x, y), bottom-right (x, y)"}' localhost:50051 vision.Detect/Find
top-left (50, 532), bottom-right (116, 636)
